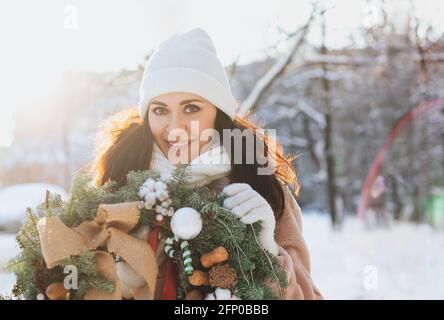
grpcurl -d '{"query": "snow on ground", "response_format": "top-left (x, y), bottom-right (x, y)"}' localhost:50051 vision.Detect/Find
top-left (0, 212), bottom-right (443, 299)
top-left (0, 183), bottom-right (67, 231)
top-left (303, 212), bottom-right (444, 299)
top-left (0, 233), bottom-right (18, 296)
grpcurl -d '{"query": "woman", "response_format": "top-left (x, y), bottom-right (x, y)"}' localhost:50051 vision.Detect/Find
top-left (88, 28), bottom-right (322, 300)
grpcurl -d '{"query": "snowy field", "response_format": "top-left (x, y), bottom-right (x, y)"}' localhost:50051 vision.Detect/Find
top-left (0, 233), bottom-right (17, 296)
top-left (1, 213), bottom-right (443, 299)
top-left (304, 213), bottom-right (444, 299)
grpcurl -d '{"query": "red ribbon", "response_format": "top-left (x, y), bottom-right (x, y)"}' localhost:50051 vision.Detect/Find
top-left (147, 225), bottom-right (177, 300)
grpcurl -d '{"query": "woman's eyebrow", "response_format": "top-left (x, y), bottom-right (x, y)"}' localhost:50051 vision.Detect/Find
top-left (150, 99), bottom-right (204, 106)
top-left (150, 100), bottom-right (168, 106)
top-left (179, 99), bottom-right (204, 105)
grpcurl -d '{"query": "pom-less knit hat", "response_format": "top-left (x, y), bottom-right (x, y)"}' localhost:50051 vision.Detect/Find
top-left (138, 28), bottom-right (237, 120)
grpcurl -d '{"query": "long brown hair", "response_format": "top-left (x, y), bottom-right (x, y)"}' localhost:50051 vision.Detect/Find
top-left (88, 107), bottom-right (300, 219)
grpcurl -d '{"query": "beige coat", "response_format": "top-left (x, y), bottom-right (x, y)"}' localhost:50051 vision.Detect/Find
top-left (152, 176), bottom-right (323, 300)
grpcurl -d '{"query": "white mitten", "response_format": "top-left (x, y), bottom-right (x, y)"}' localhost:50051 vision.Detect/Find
top-left (222, 183), bottom-right (279, 256)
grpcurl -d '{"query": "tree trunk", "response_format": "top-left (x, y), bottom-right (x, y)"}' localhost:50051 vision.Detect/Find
top-left (321, 12), bottom-right (338, 226)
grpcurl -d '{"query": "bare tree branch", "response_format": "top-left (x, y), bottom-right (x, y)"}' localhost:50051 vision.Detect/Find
top-left (278, 96), bottom-right (326, 128)
top-left (238, 5), bottom-right (320, 117)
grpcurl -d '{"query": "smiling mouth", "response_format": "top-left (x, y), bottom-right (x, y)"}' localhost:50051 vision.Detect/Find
top-left (165, 139), bottom-right (195, 148)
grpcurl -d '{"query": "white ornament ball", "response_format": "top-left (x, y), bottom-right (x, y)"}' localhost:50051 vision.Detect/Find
top-left (205, 288), bottom-right (234, 300)
top-left (156, 214), bottom-right (164, 222)
top-left (215, 288), bottom-right (232, 300)
top-left (170, 207), bottom-right (202, 240)
top-left (205, 292), bottom-right (215, 300)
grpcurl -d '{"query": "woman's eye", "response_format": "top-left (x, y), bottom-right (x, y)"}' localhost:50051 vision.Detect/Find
top-left (184, 104), bottom-right (201, 113)
top-left (152, 106), bottom-right (168, 115)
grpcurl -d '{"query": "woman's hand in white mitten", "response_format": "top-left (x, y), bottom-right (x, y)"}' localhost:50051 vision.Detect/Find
top-left (222, 183), bottom-right (279, 256)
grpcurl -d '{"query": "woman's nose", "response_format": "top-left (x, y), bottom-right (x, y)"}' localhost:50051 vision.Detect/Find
top-left (166, 113), bottom-right (188, 137)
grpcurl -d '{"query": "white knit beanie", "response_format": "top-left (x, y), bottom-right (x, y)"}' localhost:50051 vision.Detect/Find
top-left (138, 28), bottom-right (237, 120)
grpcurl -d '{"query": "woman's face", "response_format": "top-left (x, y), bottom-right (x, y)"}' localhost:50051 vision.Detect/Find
top-left (148, 92), bottom-right (218, 164)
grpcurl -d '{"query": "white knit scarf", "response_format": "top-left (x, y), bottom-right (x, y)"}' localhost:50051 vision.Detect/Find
top-left (150, 141), bottom-right (232, 187)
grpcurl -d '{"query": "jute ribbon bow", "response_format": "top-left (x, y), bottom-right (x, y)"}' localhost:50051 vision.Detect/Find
top-left (37, 201), bottom-right (158, 299)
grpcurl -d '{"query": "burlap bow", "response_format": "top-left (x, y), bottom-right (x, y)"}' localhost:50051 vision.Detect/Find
top-left (36, 201), bottom-right (158, 300)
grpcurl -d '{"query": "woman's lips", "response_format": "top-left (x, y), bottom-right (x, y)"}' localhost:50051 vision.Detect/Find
top-left (165, 139), bottom-right (194, 149)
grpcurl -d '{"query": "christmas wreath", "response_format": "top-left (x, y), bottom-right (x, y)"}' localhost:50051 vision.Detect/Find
top-left (5, 166), bottom-right (287, 300)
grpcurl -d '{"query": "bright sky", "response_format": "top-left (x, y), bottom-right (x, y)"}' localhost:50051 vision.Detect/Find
top-left (0, 0), bottom-right (443, 147)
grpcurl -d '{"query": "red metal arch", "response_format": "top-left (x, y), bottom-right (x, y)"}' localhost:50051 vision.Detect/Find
top-left (357, 99), bottom-right (444, 218)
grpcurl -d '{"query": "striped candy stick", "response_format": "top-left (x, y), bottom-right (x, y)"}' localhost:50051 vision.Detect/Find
top-left (164, 235), bottom-right (176, 258)
top-left (180, 240), bottom-right (193, 275)
top-left (164, 235), bottom-right (194, 276)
